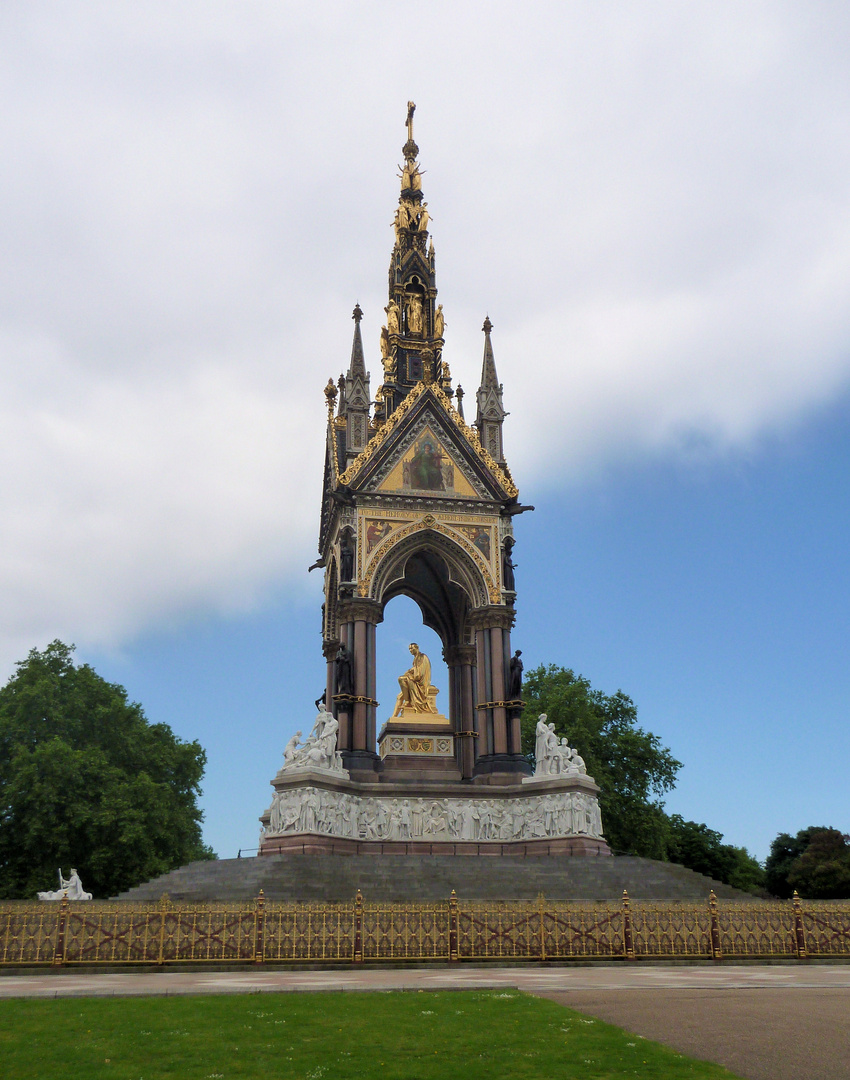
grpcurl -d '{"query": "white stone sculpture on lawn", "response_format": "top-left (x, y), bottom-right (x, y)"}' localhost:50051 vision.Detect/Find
top-left (280, 711), bottom-right (347, 774)
top-left (38, 868), bottom-right (92, 901)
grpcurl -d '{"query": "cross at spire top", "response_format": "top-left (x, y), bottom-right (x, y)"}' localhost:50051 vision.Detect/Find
top-left (403, 100), bottom-right (419, 162)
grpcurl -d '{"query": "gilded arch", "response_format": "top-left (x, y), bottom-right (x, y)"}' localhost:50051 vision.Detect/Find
top-left (365, 517), bottom-right (493, 611)
top-left (368, 524), bottom-right (488, 650)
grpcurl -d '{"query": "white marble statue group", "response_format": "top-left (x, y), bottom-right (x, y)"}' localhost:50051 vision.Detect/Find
top-left (265, 787), bottom-right (603, 843)
top-left (281, 711), bottom-right (346, 775)
top-left (534, 715), bottom-right (587, 777)
top-left (38, 868), bottom-right (92, 901)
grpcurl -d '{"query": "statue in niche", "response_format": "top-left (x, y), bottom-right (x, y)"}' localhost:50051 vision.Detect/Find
top-left (390, 643), bottom-right (438, 717)
top-left (385, 300), bottom-right (400, 335)
top-left (335, 642), bottom-right (353, 697)
top-left (379, 325), bottom-right (390, 361)
top-left (38, 869), bottom-right (92, 902)
top-left (502, 536), bottom-right (516, 592)
top-left (415, 203), bottom-right (430, 232)
top-left (507, 650), bottom-right (523, 700)
top-left (433, 304), bottom-right (445, 339)
top-left (406, 294), bottom-right (424, 335)
top-left (339, 530), bottom-right (355, 582)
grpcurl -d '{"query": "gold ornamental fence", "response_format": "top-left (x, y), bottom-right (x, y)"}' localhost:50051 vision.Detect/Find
top-left (1, 891), bottom-right (849, 967)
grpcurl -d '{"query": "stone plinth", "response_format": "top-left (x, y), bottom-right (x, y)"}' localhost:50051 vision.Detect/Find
top-left (376, 714), bottom-right (461, 782)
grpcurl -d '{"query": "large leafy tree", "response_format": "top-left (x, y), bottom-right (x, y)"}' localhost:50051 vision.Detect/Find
top-left (0, 641), bottom-right (214, 900)
top-left (520, 665), bottom-right (681, 859)
top-left (765, 827), bottom-right (850, 899)
top-left (667, 815), bottom-right (765, 893)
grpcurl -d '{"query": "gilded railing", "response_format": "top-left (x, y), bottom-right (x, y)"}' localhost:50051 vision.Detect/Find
top-left (1, 891), bottom-right (848, 967)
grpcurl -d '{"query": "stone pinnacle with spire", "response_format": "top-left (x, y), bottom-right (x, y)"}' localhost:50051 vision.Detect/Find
top-left (475, 316), bottom-right (507, 464)
top-left (343, 303), bottom-right (370, 460)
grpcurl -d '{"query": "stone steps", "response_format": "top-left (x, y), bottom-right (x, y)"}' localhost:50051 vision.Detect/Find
top-left (115, 854), bottom-right (759, 903)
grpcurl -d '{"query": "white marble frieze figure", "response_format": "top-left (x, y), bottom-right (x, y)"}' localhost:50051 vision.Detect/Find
top-left (533, 714), bottom-right (588, 777)
top-left (38, 868), bottom-right (92, 901)
top-left (263, 787), bottom-right (603, 844)
top-left (278, 711), bottom-right (348, 777)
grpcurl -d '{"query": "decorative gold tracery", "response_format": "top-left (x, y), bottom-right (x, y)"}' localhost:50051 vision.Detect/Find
top-left (359, 513), bottom-right (497, 605)
top-left (336, 381), bottom-right (517, 499)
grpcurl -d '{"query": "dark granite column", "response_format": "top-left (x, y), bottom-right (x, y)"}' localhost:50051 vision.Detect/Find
top-left (352, 618), bottom-right (368, 749)
top-left (336, 597), bottom-right (383, 774)
top-left (469, 605), bottom-right (530, 780)
top-left (490, 625), bottom-right (508, 755)
top-left (474, 626), bottom-right (490, 757)
top-left (366, 620), bottom-right (377, 750)
top-left (445, 643), bottom-right (477, 778)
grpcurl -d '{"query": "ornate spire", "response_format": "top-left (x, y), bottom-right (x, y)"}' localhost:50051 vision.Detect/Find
top-left (475, 317), bottom-right (507, 464)
top-left (378, 103), bottom-right (449, 415)
top-left (348, 303), bottom-right (366, 381)
top-left (343, 303), bottom-right (370, 460)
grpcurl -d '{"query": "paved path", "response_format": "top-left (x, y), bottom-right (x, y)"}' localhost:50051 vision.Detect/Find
top-left (2, 965), bottom-right (848, 1080)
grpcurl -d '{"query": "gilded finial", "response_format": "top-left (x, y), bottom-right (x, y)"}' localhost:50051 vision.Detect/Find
top-left (324, 377), bottom-right (338, 411)
top-left (352, 303), bottom-right (363, 324)
top-left (403, 100), bottom-right (418, 162)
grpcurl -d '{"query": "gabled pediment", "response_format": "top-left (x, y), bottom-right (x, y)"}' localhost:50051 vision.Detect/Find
top-left (338, 382), bottom-right (517, 501)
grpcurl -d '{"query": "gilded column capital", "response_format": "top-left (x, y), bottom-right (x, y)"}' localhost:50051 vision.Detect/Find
top-left (337, 597), bottom-right (384, 625)
top-left (467, 605), bottom-right (516, 632)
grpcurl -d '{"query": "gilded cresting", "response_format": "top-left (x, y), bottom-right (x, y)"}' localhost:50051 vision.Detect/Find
top-left (315, 103), bottom-right (533, 782)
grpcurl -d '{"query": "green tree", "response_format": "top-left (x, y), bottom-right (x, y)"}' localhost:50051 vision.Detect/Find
top-left (0, 641), bottom-right (215, 900)
top-left (667, 815), bottom-right (764, 893)
top-left (765, 827), bottom-right (850, 899)
top-left (520, 665), bottom-right (681, 859)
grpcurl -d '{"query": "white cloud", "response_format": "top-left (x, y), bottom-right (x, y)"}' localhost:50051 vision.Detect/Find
top-left (2, 2), bottom-right (850, 670)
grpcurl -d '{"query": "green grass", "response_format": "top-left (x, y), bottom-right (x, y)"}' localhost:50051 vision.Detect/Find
top-left (0, 989), bottom-right (742, 1079)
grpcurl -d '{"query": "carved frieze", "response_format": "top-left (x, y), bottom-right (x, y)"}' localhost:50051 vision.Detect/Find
top-left (263, 787), bottom-right (604, 843)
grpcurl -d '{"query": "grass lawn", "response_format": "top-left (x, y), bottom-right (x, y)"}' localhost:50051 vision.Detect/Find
top-left (0, 988), bottom-right (742, 1079)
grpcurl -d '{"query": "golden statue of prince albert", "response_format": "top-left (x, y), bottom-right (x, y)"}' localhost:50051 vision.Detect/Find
top-left (390, 643), bottom-right (439, 718)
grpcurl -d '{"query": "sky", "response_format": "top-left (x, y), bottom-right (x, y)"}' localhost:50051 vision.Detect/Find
top-left (1, 2), bottom-right (848, 865)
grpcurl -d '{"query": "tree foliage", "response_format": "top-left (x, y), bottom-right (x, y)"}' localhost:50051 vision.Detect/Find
top-left (520, 665), bottom-right (681, 859)
top-left (667, 815), bottom-right (764, 893)
top-left (765, 827), bottom-right (850, 899)
top-left (0, 641), bottom-right (214, 900)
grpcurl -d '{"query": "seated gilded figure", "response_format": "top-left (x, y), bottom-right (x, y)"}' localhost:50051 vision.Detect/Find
top-left (390, 642), bottom-right (439, 717)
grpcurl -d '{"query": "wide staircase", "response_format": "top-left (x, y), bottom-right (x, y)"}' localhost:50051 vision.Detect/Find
top-left (115, 854), bottom-right (758, 903)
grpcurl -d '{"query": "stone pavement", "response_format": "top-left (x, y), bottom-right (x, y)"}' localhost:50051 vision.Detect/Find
top-left (2, 965), bottom-right (848, 1080)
